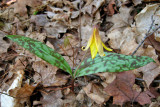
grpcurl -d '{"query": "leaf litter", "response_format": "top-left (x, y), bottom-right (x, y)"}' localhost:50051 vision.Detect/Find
top-left (0, 0), bottom-right (160, 106)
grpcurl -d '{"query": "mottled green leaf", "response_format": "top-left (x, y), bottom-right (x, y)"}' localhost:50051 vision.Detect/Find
top-left (7, 35), bottom-right (72, 76)
top-left (75, 52), bottom-right (155, 78)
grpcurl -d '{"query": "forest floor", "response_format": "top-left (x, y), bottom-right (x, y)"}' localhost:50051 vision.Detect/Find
top-left (0, 0), bottom-right (160, 107)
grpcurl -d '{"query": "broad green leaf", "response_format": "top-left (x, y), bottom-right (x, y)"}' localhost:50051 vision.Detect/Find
top-left (7, 35), bottom-right (72, 76)
top-left (75, 52), bottom-right (155, 78)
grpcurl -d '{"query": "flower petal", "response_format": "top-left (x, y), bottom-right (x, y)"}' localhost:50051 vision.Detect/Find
top-left (82, 34), bottom-right (94, 51)
top-left (102, 42), bottom-right (112, 51)
top-left (90, 35), bottom-right (98, 59)
top-left (94, 27), bottom-right (105, 57)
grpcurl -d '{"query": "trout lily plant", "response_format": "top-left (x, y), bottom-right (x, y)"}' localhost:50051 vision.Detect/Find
top-left (6, 27), bottom-right (154, 88)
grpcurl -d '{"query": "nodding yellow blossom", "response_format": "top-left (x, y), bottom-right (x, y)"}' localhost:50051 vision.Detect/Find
top-left (82, 26), bottom-right (112, 59)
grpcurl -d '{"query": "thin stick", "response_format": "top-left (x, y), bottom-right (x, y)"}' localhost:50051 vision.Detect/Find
top-left (79, 0), bottom-right (82, 48)
top-left (136, 77), bottom-right (160, 83)
top-left (132, 26), bottom-right (160, 55)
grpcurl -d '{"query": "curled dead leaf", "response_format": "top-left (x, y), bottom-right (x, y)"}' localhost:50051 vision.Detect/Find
top-left (104, 71), bottom-right (155, 106)
top-left (83, 83), bottom-right (110, 105)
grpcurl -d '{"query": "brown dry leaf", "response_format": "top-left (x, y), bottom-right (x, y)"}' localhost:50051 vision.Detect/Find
top-left (1, 70), bottom-right (24, 107)
top-left (49, 12), bottom-right (71, 24)
top-left (47, 0), bottom-right (63, 7)
top-left (145, 34), bottom-right (160, 52)
top-left (13, 0), bottom-right (42, 17)
top-left (62, 92), bottom-right (77, 107)
top-left (33, 61), bottom-right (56, 86)
top-left (52, 71), bottom-right (70, 86)
top-left (0, 57), bottom-right (27, 92)
top-left (0, 32), bottom-right (10, 54)
top-left (9, 84), bottom-right (35, 104)
top-left (135, 62), bottom-right (160, 88)
top-left (104, 71), bottom-right (155, 106)
top-left (33, 61), bottom-right (69, 87)
top-left (41, 90), bottom-right (63, 107)
top-left (107, 0), bottom-right (116, 16)
top-left (83, 83), bottom-right (110, 105)
top-left (154, 29), bottom-right (160, 42)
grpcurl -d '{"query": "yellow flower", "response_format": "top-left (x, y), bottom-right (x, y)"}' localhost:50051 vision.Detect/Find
top-left (82, 26), bottom-right (112, 59)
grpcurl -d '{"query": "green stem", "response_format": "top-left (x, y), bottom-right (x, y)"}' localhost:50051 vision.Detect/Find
top-left (73, 49), bottom-right (88, 78)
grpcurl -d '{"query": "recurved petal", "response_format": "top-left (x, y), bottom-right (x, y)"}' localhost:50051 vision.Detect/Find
top-left (82, 34), bottom-right (94, 51)
top-left (102, 42), bottom-right (112, 51)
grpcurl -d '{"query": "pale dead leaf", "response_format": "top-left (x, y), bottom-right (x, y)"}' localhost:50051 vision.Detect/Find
top-left (141, 45), bottom-right (158, 63)
top-left (132, 0), bottom-right (142, 5)
top-left (30, 15), bottom-right (48, 27)
top-left (96, 72), bottom-right (116, 85)
top-left (121, 39), bottom-right (139, 55)
top-left (135, 4), bottom-right (160, 38)
top-left (44, 22), bottom-right (68, 38)
top-left (62, 93), bottom-right (77, 107)
top-left (47, 0), bottom-right (63, 7)
top-left (149, 102), bottom-right (160, 107)
top-left (135, 62), bottom-right (160, 87)
top-left (63, 56), bottom-right (74, 68)
top-left (82, 0), bottom-right (105, 15)
top-left (109, 6), bottom-right (132, 29)
top-left (70, 14), bottom-right (93, 28)
top-left (1, 70), bottom-right (24, 107)
top-left (83, 83), bottom-right (110, 104)
top-left (108, 27), bottom-right (136, 50)
top-left (84, 0), bottom-right (93, 6)
top-left (26, 32), bottom-right (46, 42)
top-left (0, 8), bottom-right (15, 21)
top-left (76, 89), bottom-right (85, 103)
